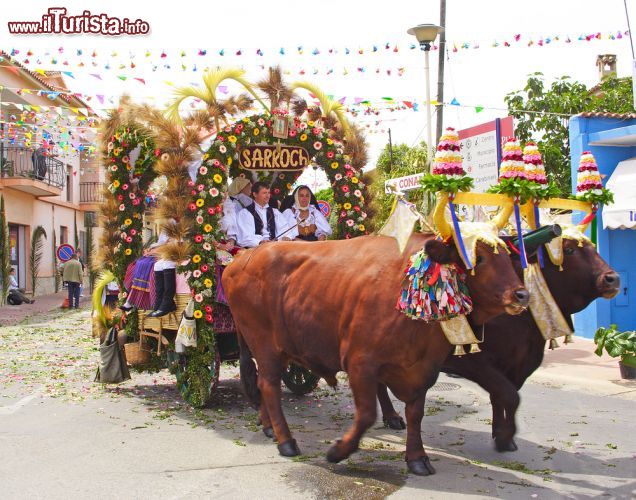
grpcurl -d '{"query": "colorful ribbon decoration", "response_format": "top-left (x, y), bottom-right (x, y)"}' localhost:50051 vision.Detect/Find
top-left (533, 204), bottom-right (545, 268)
top-left (448, 199), bottom-right (473, 271)
top-left (513, 202), bottom-right (528, 269)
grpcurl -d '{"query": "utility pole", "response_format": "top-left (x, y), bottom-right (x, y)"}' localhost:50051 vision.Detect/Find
top-left (388, 128), bottom-right (394, 170)
top-left (435, 0), bottom-right (447, 143)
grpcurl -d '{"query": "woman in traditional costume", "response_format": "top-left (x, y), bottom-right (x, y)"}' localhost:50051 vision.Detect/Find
top-left (281, 185), bottom-right (332, 241)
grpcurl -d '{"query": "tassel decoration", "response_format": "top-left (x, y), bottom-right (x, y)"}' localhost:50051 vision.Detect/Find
top-left (397, 249), bottom-right (473, 322)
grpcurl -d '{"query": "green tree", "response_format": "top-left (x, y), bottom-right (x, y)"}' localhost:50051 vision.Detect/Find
top-left (0, 196), bottom-right (10, 305)
top-left (369, 141), bottom-right (430, 228)
top-left (505, 73), bottom-right (634, 195)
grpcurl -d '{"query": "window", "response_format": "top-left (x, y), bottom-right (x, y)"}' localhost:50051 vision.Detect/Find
top-left (60, 226), bottom-right (68, 245)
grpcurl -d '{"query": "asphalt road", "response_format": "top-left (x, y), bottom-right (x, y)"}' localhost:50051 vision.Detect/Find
top-left (1, 308), bottom-right (635, 499)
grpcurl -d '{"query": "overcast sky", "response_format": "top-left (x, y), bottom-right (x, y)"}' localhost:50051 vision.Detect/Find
top-left (2, 0), bottom-right (634, 187)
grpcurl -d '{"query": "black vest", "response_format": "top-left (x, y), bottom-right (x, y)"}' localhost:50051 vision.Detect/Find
top-left (245, 203), bottom-right (277, 241)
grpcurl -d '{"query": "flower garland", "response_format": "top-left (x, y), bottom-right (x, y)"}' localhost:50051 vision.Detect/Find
top-left (420, 127), bottom-right (474, 195)
top-left (185, 112), bottom-right (369, 322)
top-left (105, 126), bottom-right (157, 282)
top-left (573, 151), bottom-right (614, 206)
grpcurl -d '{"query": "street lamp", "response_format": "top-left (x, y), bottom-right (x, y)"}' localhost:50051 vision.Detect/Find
top-left (408, 23), bottom-right (443, 164)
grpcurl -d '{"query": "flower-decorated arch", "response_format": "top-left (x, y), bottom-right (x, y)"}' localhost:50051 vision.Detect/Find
top-left (183, 111), bottom-right (370, 324)
top-left (99, 125), bottom-right (158, 283)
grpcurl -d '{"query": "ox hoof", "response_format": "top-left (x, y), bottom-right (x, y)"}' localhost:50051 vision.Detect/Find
top-left (326, 439), bottom-right (346, 463)
top-left (383, 415), bottom-right (406, 430)
top-left (262, 426), bottom-right (274, 439)
top-left (278, 439), bottom-right (301, 457)
top-left (407, 457), bottom-right (437, 476)
top-left (495, 438), bottom-right (518, 452)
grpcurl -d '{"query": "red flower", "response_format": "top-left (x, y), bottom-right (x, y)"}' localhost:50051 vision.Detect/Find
top-left (154, 148), bottom-right (161, 157)
top-left (117, 195), bottom-right (124, 201)
top-left (194, 234), bottom-right (203, 243)
top-left (201, 264), bottom-right (209, 273)
top-left (191, 190), bottom-right (197, 196)
top-left (208, 207), bottom-right (215, 215)
top-left (216, 205), bottom-right (222, 213)
top-left (205, 314), bottom-right (213, 323)
top-left (188, 203), bottom-right (197, 211)
top-left (342, 185), bottom-right (350, 193)
top-left (326, 151), bottom-right (335, 159)
top-left (204, 305), bottom-right (213, 313)
top-left (353, 206), bottom-right (360, 212)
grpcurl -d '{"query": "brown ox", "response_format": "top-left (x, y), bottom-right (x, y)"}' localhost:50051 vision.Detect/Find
top-left (223, 232), bottom-right (529, 475)
top-left (378, 234), bottom-right (620, 451)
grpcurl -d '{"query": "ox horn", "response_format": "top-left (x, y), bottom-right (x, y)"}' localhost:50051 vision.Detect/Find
top-left (491, 203), bottom-right (514, 230)
top-left (577, 206), bottom-right (596, 232)
top-left (433, 192), bottom-right (453, 239)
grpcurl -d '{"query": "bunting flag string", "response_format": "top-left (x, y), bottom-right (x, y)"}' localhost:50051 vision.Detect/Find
top-left (3, 29), bottom-right (629, 64)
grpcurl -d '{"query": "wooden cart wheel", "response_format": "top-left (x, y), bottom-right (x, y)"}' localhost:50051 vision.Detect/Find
top-left (281, 363), bottom-right (320, 395)
top-left (171, 347), bottom-right (221, 408)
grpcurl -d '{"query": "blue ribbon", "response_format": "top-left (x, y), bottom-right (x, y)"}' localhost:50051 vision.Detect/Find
top-left (448, 200), bottom-right (473, 270)
top-left (533, 204), bottom-right (545, 268)
top-left (514, 203), bottom-right (528, 269)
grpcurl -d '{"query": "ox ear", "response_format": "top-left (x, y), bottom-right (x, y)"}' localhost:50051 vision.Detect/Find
top-left (425, 239), bottom-right (457, 264)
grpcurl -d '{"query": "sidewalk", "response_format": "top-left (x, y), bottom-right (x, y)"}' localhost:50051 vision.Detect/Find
top-left (0, 291), bottom-right (83, 327)
top-left (528, 336), bottom-right (636, 397)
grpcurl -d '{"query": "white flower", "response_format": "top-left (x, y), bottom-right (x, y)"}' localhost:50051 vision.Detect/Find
top-left (193, 270), bottom-right (202, 278)
top-left (219, 145), bottom-right (227, 154)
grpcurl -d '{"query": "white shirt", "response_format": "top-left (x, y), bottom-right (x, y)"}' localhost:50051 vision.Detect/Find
top-left (9, 275), bottom-right (19, 291)
top-left (236, 202), bottom-right (292, 248)
top-left (283, 205), bottom-right (332, 239)
top-left (232, 193), bottom-right (253, 210)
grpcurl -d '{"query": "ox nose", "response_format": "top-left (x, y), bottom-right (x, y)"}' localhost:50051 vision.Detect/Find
top-left (604, 273), bottom-right (620, 287)
top-left (514, 289), bottom-right (530, 307)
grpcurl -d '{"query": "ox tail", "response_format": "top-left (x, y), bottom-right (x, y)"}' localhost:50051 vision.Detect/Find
top-left (237, 331), bottom-right (261, 409)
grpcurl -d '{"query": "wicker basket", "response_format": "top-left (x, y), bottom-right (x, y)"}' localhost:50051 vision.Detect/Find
top-left (124, 341), bottom-right (152, 366)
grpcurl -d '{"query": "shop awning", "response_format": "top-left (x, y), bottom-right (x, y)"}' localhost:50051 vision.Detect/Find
top-left (602, 157), bottom-right (636, 229)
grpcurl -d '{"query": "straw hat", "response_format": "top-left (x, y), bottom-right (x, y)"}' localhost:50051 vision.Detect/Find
top-left (228, 177), bottom-right (251, 197)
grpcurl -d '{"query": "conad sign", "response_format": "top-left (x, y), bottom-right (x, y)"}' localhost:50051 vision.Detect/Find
top-left (239, 145), bottom-right (310, 171)
top-left (384, 173), bottom-right (425, 193)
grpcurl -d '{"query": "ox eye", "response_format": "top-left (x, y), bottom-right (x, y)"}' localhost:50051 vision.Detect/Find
top-left (564, 247), bottom-right (575, 256)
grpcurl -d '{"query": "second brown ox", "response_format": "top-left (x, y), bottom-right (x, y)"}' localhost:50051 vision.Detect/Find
top-left (223, 232), bottom-right (529, 476)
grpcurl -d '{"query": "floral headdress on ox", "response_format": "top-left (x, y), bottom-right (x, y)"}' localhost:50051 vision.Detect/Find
top-left (399, 128), bottom-right (514, 356)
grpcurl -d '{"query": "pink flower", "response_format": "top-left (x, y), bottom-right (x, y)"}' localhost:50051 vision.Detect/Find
top-left (354, 189), bottom-right (362, 197)
top-left (199, 166), bottom-right (208, 175)
top-left (346, 219), bottom-right (355, 227)
top-left (213, 159), bottom-right (221, 167)
top-left (203, 243), bottom-right (212, 251)
top-left (344, 163), bottom-right (352, 170)
top-left (205, 305), bottom-right (213, 313)
top-left (196, 216), bottom-right (204, 224)
top-left (312, 128), bottom-right (321, 135)
top-left (289, 129), bottom-right (297, 137)
top-left (119, 204), bottom-right (125, 211)
top-left (132, 199), bottom-right (140, 206)
top-left (194, 234), bottom-right (203, 243)
top-left (342, 185), bottom-right (350, 193)
top-left (219, 145), bottom-right (227, 154)
top-left (209, 188), bottom-right (219, 197)
top-left (130, 229), bottom-right (137, 236)
top-left (129, 192), bottom-right (136, 199)
top-left (189, 203), bottom-right (197, 211)
top-left (194, 293), bottom-right (203, 302)
top-left (313, 141), bottom-right (322, 150)
top-left (335, 173), bottom-right (343, 181)
top-left (122, 183), bottom-right (129, 190)
top-left (198, 184), bottom-right (205, 191)
top-left (193, 270), bottom-right (202, 278)
top-left (200, 264), bottom-right (209, 272)
top-left (341, 210), bottom-right (347, 217)
top-left (191, 190), bottom-right (197, 196)
top-left (120, 232), bottom-right (127, 239)
top-left (188, 180), bottom-right (195, 187)
top-left (207, 207), bottom-right (215, 215)
top-left (126, 236), bottom-right (133, 243)
top-left (326, 151), bottom-right (335, 159)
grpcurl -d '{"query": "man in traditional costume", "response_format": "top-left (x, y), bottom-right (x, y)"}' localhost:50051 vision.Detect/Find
top-left (236, 182), bottom-right (293, 247)
top-left (281, 185), bottom-right (332, 241)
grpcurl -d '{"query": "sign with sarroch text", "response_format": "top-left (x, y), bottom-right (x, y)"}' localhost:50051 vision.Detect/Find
top-left (239, 145), bottom-right (310, 171)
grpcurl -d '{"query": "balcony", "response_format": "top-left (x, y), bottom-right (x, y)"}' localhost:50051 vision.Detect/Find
top-left (80, 182), bottom-right (105, 203)
top-left (0, 146), bottom-right (64, 197)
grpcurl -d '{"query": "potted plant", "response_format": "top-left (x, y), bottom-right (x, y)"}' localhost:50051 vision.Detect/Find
top-left (594, 324), bottom-right (636, 379)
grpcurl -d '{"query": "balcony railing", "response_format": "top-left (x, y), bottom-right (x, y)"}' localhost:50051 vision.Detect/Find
top-left (80, 182), bottom-right (105, 203)
top-left (0, 145), bottom-right (65, 189)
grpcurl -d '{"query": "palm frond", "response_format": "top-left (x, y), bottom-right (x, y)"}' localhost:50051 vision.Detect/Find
top-left (29, 225), bottom-right (47, 297)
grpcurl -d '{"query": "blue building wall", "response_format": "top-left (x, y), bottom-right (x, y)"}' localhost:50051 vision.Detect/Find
top-left (569, 116), bottom-right (636, 338)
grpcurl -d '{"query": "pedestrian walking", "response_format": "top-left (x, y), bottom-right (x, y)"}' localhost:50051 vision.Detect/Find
top-left (62, 253), bottom-right (83, 308)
